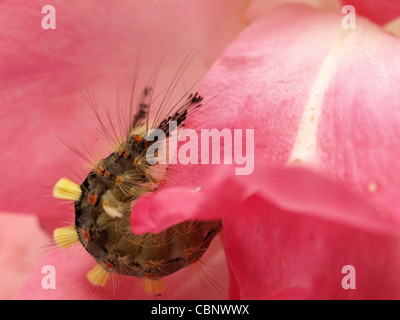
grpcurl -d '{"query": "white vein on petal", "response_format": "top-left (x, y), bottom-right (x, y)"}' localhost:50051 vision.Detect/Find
top-left (288, 29), bottom-right (350, 165)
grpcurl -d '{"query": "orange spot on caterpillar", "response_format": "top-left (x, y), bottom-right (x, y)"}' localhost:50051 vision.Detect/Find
top-left (104, 171), bottom-right (110, 177)
top-left (134, 135), bottom-right (143, 142)
top-left (118, 149), bottom-right (129, 158)
top-left (104, 261), bottom-right (114, 270)
top-left (115, 176), bottom-right (123, 185)
top-left (88, 194), bottom-right (97, 206)
top-left (97, 167), bottom-right (105, 175)
top-left (82, 229), bottom-right (91, 242)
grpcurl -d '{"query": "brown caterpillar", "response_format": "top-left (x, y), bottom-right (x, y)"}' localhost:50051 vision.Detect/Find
top-left (52, 79), bottom-right (223, 296)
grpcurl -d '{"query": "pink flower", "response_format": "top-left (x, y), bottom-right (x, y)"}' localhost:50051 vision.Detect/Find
top-left (2, 0), bottom-right (400, 299)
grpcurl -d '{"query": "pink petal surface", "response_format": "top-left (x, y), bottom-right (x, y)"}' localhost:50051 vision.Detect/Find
top-left (128, 4), bottom-right (400, 299)
top-left (341, 0), bottom-right (400, 25)
top-left (0, 0), bottom-right (248, 234)
top-left (131, 166), bottom-right (399, 236)
top-left (131, 166), bottom-right (400, 299)
top-left (190, 3), bottom-right (400, 223)
top-left (0, 212), bottom-right (49, 299)
top-left (317, 29), bottom-right (400, 224)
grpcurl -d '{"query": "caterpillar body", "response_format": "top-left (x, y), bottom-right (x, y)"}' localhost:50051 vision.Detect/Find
top-left (52, 81), bottom-right (223, 296)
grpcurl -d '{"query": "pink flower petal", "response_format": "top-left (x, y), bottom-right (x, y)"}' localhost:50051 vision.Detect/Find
top-left (131, 166), bottom-right (400, 299)
top-left (341, 0), bottom-right (400, 25)
top-left (0, 212), bottom-right (49, 299)
top-left (131, 166), bottom-right (399, 235)
top-left (225, 194), bottom-right (400, 299)
top-left (128, 4), bottom-right (400, 298)
top-left (196, 3), bottom-right (400, 222)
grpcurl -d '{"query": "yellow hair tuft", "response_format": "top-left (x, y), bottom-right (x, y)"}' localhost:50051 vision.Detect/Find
top-left (87, 264), bottom-right (110, 287)
top-left (53, 178), bottom-right (82, 201)
top-left (53, 226), bottom-right (79, 249)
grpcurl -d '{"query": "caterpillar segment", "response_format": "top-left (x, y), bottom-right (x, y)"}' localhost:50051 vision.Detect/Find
top-left (52, 91), bottom-right (223, 295)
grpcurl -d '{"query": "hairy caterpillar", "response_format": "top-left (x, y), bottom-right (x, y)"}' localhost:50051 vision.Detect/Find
top-left (51, 59), bottom-right (223, 298)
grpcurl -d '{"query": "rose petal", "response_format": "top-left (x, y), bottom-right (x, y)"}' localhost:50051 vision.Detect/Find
top-left (0, 212), bottom-right (49, 299)
top-left (225, 194), bottom-right (400, 299)
top-left (130, 164), bottom-right (400, 299)
top-left (131, 166), bottom-right (399, 235)
top-left (193, 3), bottom-right (400, 222)
top-left (129, 4), bottom-right (400, 299)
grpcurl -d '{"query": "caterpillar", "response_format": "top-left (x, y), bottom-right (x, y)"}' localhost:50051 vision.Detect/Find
top-left (51, 62), bottom-right (223, 298)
